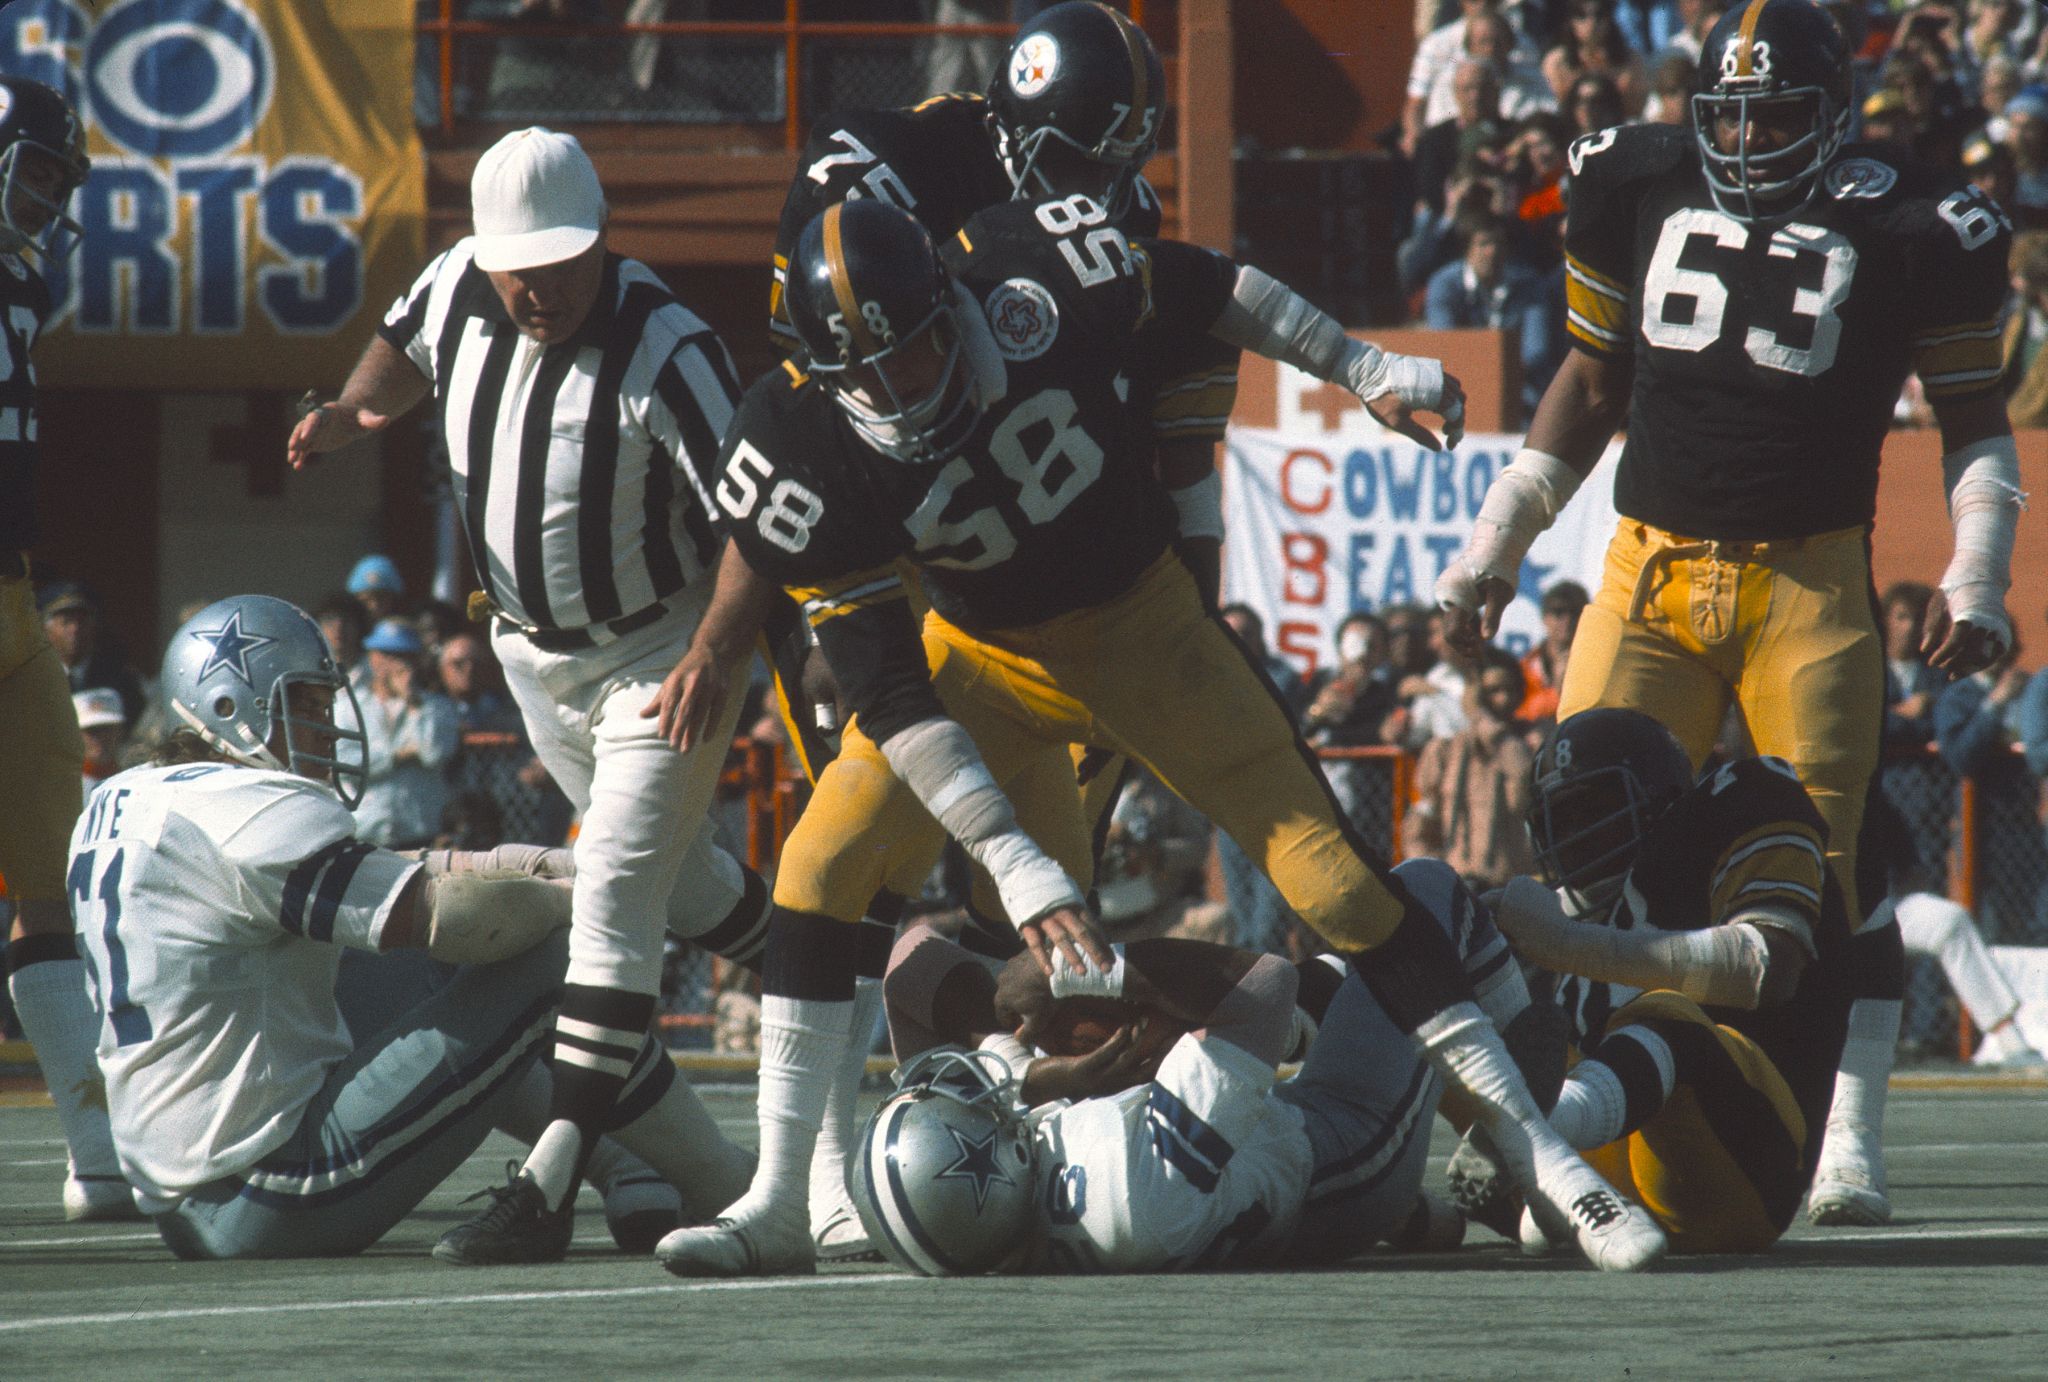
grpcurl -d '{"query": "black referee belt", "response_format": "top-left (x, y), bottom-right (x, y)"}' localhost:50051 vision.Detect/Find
top-left (510, 600), bottom-right (668, 652)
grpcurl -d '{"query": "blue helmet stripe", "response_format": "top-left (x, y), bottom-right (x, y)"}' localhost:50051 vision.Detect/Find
top-left (880, 1097), bottom-right (972, 1276)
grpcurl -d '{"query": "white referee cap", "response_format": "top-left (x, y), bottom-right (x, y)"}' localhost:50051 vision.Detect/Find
top-left (471, 127), bottom-right (603, 272)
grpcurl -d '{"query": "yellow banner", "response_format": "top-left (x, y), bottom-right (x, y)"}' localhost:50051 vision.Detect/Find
top-left (10, 0), bottom-right (425, 389)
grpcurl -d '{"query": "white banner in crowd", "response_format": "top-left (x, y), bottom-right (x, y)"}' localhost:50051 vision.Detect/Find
top-left (1222, 369), bottom-right (1622, 679)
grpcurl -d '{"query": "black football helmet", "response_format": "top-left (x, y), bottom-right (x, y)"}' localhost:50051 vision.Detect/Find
top-left (0, 77), bottom-right (89, 260)
top-left (785, 200), bottom-right (978, 465)
top-left (1529, 709), bottom-right (1696, 914)
top-left (1692, 0), bottom-right (1851, 222)
top-left (986, 1), bottom-right (1164, 220)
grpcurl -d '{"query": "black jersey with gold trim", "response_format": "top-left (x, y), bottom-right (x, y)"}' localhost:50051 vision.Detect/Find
top-left (1557, 756), bottom-right (1854, 1127)
top-left (721, 198), bottom-right (1234, 739)
top-left (0, 252), bottom-right (53, 551)
top-left (769, 93), bottom-right (1163, 352)
top-left (1563, 122), bottom-right (2010, 540)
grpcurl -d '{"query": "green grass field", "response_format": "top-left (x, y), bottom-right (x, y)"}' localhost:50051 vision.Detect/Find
top-left (2, 1076), bottom-right (2043, 1379)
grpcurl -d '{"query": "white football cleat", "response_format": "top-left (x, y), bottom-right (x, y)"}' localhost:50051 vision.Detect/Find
top-left (63, 1174), bottom-right (142, 1223)
top-left (812, 1197), bottom-right (880, 1264)
top-left (1518, 1202), bottom-right (1563, 1257)
top-left (1807, 1162), bottom-right (1891, 1226)
top-left (655, 1203), bottom-right (816, 1278)
top-left (1530, 1167), bottom-right (1666, 1272)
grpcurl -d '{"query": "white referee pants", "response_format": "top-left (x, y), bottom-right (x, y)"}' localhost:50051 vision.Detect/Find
top-left (494, 590), bottom-right (748, 997)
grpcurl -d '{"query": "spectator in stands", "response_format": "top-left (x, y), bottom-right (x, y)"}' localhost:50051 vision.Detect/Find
top-left (436, 789), bottom-right (508, 852)
top-left (1641, 51), bottom-right (1699, 125)
top-left (1543, 0), bottom-right (1646, 118)
top-left (1649, 0), bottom-right (1723, 68)
top-left (922, 1), bottom-right (1005, 101)
top-left (1413, 59), bottom-right (1510, 220)
top-left (38, 581), bottom-right (145, 726)
top-left (1861, 86), bottom-right (1913, 149)
top-left (1519, 579), bottom-right (1588, 732)
top-left (351, 618), bottom-right (461, 849)
top-left (1935, 633), bottom-right (2047, 942)
top-left (2001, 82), bottom-right (2048, 221)
top-left (1405, 0), bottom-right (1543, 155)
top-left (1219, 603), bottom-right (1307, 718)
top-left (1976, 53), bottom-right (2022, 140)
top-left (438, 629), bottom-right (521, 733)
top-left (1503, 111), bottom-right (1571, 257)
top-left (1881, 581), bottom-right (1944, 750)
top-left (2013, 607), bottom-right (2048, 779)
top-left (2002, 231), bottom-right (2048, 423)
top-left (1387, 609), bottom-right (1481, 751)
top-left (1426, 10), bottom-right (1558, 126)
top-left (1400, 647), bottom-right (1537, 891)
top-left (413, 598), bottom-right (469, 657)
top-left (1881, 49), bottom-right (1976, 167)
top-left (1564, 70), bottom-right (1629, 141)
top-left (1424, 211), bottom-right (1564, 422)
top-left (1382, 601), bottom-right (1439, 710)
top-left (346, 553), bottom-right (407, 628)
top-left (1958, 0), bottom-right (2026, 94)
top-left (314, 589), bottom-right (370, 681)
top-left (73, 688), bottom-right (127, 795)
top-left (1304, 611), bottom-right (1402, 838)
top-left (1092, 767), bottom-right (1230, 945)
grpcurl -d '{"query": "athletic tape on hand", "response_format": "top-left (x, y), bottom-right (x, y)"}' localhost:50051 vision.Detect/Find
top-left (1049, 943), bottom-right (1127, 1000)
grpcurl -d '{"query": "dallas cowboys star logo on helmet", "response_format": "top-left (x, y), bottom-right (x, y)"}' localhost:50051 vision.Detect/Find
top-left (935, 1124), bottom-right (1016, 1211)
top-left (189, 608), bottom-right (278, 689)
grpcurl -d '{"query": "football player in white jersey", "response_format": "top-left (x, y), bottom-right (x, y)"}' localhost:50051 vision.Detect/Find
top-left (69, 594), bottom-right (749, 1259)
top-left (845, 859), bottom-right (1575, 1274)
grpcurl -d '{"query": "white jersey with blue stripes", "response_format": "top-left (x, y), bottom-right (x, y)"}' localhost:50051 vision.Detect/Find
top-left (1025, 1032), bottom-right (1312, 1273)
top-left (66, 763), bottom-right (419, 1211)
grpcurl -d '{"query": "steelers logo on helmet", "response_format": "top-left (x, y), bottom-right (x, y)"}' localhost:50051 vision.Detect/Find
top-left (983, 277), bottom-right (1060, 361)
top-left (1009, 33), bottom-right (1060, 98)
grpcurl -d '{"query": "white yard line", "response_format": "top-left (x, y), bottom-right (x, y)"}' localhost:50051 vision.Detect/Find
top-left (0, 1273), bottom-right (920, 1334)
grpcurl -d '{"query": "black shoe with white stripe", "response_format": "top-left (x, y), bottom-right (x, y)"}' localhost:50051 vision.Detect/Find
top-left (433, 1162), bottom-right (574, 1266)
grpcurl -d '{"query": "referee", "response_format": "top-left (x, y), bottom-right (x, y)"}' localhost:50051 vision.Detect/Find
top-left (288, 127), bottom-right (760, 1264)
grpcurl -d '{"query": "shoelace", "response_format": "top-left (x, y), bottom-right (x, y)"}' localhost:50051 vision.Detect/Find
top-left (456, 1160), bottom-right (533, 1231)
top-left (1571, 1190), bottom-right (1625, 1230)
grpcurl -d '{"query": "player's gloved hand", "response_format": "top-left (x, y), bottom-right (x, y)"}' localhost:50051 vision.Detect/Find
top-left (1363, 363), bottom-right (1466, 452)
top-left (1019, 1023), bottom-right (1160, 1105)
top-left (1920, 586), bottom-right (2012, 679)
top-left (1434, 559), bottom-right (1517, 658)
top-left (1015, 903), bottom-right (1115, 982)
top-left (640, 637), bottom-right (735, 752)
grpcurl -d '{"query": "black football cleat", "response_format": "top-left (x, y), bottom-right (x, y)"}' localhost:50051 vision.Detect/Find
top-left (433, 1162), bottom-right (574, 1266)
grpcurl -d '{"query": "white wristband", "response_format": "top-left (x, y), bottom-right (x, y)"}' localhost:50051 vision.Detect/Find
top-left (1437, 447), bottom-right (1582, 617)
top-left (1049, 943), bottom-right (1127, 1000)
top-left (979, 828), bottom-right (1086, 927)
top-left (1169, 470), bottom-right (1225, 541)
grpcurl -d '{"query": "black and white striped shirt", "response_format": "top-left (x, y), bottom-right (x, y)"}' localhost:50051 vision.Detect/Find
top-left (378, 239), bottom-right (739, 634)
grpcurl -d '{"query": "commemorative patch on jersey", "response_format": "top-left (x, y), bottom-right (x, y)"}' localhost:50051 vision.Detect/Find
top-left (1825, 158), bottom-right (1898, 201)
top-left (1010, 33), bottom-right (1059, 97)
top-left (985, 277), bottom-right (1060, 360)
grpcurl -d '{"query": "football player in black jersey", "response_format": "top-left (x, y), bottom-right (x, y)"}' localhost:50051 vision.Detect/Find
top-left (1475, 709), bottom-right (1854, 1254)
top-left (1437, 0), bottom-right (2024, 1227)
top-left (0, 77), bottom-right (125, 1224)
top-left (700, 2), bottom-right (1246, 1260)
top-left (650, 195), bottom-right (1670, 1280)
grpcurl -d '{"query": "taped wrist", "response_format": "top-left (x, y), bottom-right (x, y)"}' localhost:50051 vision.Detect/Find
top-left (1542, 918), bottom-right (1776, 1010)
top-left (1212, 265), bottom-right (1357, 377)
top-left (1049, 942), bottom-right (1126, 999)
top-left (424, 873), bottom-right (573, 963)
top-left (403, 844), bottom-right (576, 880)
top-left (978, 1031), bottom-right (1033, 1082)
top-left (1169, 470), bottom-right (1224, 542)
top-left (879, 717), bottom-right (1083, 925)
top-left (1939, 434), bottom-right (2026, 641)
top-left (1464, 448), bottom-right (1582, 586)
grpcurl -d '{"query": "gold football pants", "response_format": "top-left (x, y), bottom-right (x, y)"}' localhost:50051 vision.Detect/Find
top-left (0, 570), bottom-right (84, 903)
top-left (774, 555), bottom-right (1408, 954)
top-left (1558, 520), bottom-right (1884, 918)
top-left (1581, 992), bottom-right (1810, 1253)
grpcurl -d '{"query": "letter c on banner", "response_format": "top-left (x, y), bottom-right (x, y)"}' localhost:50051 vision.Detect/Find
top-left (1280, 448), bottom-right (1331, 514)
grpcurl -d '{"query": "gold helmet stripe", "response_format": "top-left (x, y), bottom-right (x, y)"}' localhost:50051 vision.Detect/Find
top-left (1107, 6), bottom-right (1151, 146)
top-left (1734, 0), bottom-right (1770, 77)
top-left (820, 204), bottom-right (875, 358)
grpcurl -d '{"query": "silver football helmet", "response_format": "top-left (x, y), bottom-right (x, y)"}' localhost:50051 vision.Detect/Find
top-left (850, 1048), bottom-right (1038, 1276)
top-left (161, 594), bottom-right (368, 807)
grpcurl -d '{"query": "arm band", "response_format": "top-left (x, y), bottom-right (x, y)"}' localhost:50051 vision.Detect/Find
top-left (978, 1032), bottom-right (1034, 1082)
top-left (1169, 470), bottom-right (1225, 542)
top-left (1049, 943), bottom-right (1127, 999)
top-left (423, 873), bottom-right (573, 964)
top-left (877, 717), bottom-right (1084, 926)
top-left (1939, 434), bottom-right (2027, 646)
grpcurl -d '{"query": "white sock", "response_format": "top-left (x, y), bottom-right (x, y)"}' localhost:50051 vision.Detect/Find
top-left (523, 1119), bottom-right (585, 1212)
top-left (1824, 997), bottom-right (1901, 1158)
top-left (809, 976), bottom-right (881, 1232)
top-left (9, 959), bottom-right (120, 1178)
top-left (728, 995), bottom-right (853, 1225)
top-left (1417, 1002), bottom-right (1572, 1189)
top-left (1550, 1028), bottom-right (1676, 1150)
